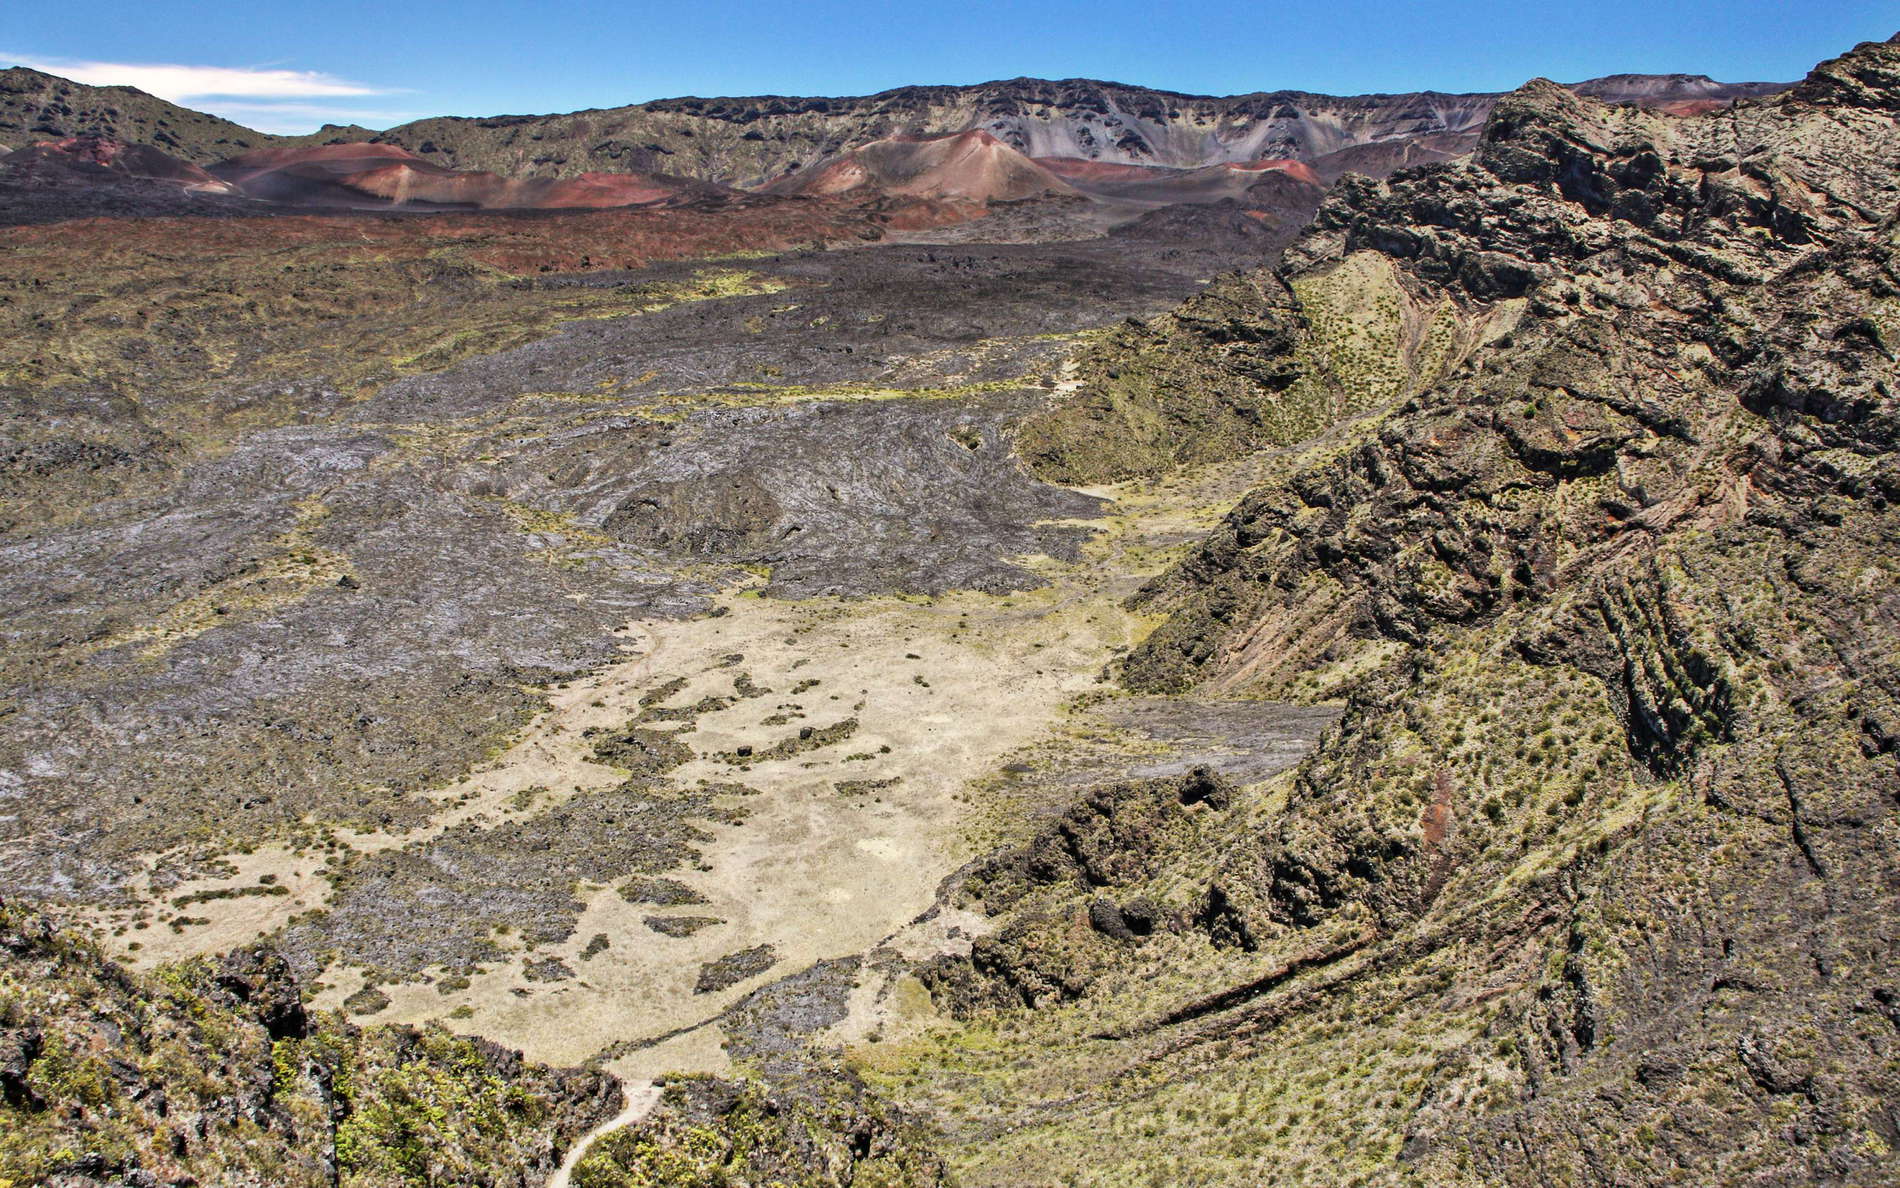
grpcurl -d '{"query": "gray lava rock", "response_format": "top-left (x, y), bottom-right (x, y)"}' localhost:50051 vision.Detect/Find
top-left (694, 944), bottom-right (779, 994)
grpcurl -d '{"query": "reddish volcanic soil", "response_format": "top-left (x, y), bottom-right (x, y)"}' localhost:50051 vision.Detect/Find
top-left (212, 143), bottom-right (456, 206)
top-left (1032, 158), bottom-right (1180, 183)
top-left (535, 172), bottom-right (692, 207)
top-left (26, 135), bottom-right (231, 189)
top-left (338, 164), bottom-right (695, 209)
top-left (0, 193), bottom-right (966, 274)
top-left (217, 142), bottom-right (425, 171)
top-left (779, 130), bottom-right (1078, 204)
top-left (1042, 156), bottom-right (1324, 216)
top-left (1223, 158), bottom-right (1323, 186)
top-left (210, 143), bottom-right (721, 211)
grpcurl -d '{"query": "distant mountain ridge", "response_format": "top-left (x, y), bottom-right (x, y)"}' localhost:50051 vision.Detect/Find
top-left (351, 74), bottom-right (1789, 189)
top-left (2, 64), bottom-right (1789, 193)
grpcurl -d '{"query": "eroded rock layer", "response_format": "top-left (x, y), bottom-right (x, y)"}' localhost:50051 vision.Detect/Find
top-left (895, 35), bottom-right (1900, 1187)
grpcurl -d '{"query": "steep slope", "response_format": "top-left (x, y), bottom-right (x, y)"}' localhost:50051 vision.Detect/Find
top-left (0, 901), bottom-right (618, 1185)
top-left (771, 129), bottom-right (1078, 203)
top-left (210, 142), bottom-right (727, 209)
top-left (357, 75), bottom-right (1787, 189)
top-left (869, 35), bottom-right (1900, 1187)
top-left (0, 66), bottom-right (278, 160)
top-left (1044, 156), bottom-right (1321, 200)
top-left (24, 134), bottom-right (232, 188)
top-left (1017, 238), bottom-right (1503, 482)
top-left (0, 133), bottom-right (276, 224)
top-left (1307, 128), bottom-right (1479, 184)
top-left (0, 135), bottom-right (231, 199)
top-left (3, 65), bottom-right (1791, 209)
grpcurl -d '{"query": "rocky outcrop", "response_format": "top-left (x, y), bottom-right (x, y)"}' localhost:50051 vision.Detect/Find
top-left (1017, 270), bottom-right (1310, 482)
top-left (570, 1072), bottom-right (950, 1187)
top-left (1021, 244), bottom-right (1512, 483)
top-left (0, 67), bottom-right (275, 160)
top-left (1129, 37), bottom-right (1900, 696)
top-left (0, 901), bottom-right (617, 1186)
top-left (960, 767), bottom-right (1236, 913)
top-left (900, 35), bottom-right (1900, 1186)
top-left (921, 769), bottom-right (1239, 1014)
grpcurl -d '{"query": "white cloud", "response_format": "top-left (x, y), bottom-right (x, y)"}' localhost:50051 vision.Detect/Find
top-left (190, 102), bottom-right (425, 134)
top-left (2, 53), bottom-right (410, 133)
top-left (5, 54), bottom-right (390, 102)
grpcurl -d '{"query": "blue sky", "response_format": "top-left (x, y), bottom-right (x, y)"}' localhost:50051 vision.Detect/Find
top-left (4, 0), bottom-right (1895, 133)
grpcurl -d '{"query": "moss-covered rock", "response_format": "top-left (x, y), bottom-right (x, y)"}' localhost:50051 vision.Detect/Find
top-left (572, 1074), bottom-right (948, 1188)
top-left (0, 902), bottom-right (616, 1187)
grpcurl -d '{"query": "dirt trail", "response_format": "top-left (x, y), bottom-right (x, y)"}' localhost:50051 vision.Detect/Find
top-left (548, 1079), bottom-right (663, 1188)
